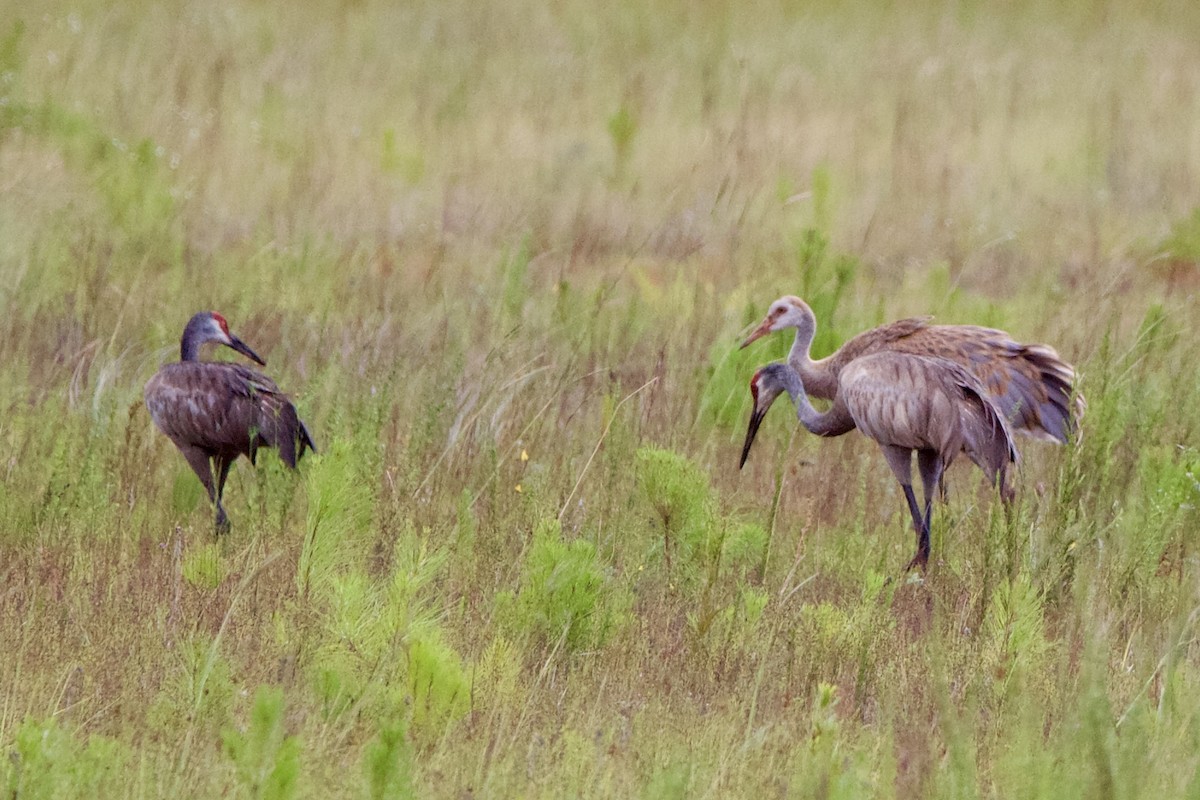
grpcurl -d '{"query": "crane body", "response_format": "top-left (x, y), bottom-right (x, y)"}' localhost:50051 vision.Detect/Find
top-left (145, 312), bottom-right (316, 531)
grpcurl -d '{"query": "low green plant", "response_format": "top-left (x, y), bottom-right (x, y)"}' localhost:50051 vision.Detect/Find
top-left (222, 686), bottom-right (300, 800)
top-left (406, 632), bottom-right (470, 737)
top-left (147, 634), bottom-right (236, 736)
top-left (607, 103), bottom-right (638, 179)
top-left (302, 522), bottom-right (466, 743)
top-left (980, 575), bottom-right (1053, 707)
top-left (641, 762), bottom-right (691, 800)
top-left (4, 717), bottom-right (128, 800)
top-left (1160, 206), bottom-right (1200, 264)
top-left (635, 446), bottom-right (718, 578)
top-left (788, 684), bottom-right (882, 799)
top-left (300, 438), bottom-right (374, 596)
top-left (182, 541), bottom-right (224, 588)
top-left (363, 720), bottom-right (416, 800)
top-left (496, 517), bottom-right (626, 651)
top-left (499, 235), bottom-right (532, 322)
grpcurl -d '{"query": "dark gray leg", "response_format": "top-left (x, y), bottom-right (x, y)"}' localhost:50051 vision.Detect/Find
top-left (180, 446), bottom-right (231, 534)
top-left (213, 457), bottom-right (234, 534)
top-left (901, 485), bottom-right (929, 571)
top-left (914, 450), bottom-right (945, 568)
top-left (181, 446), bottom-right (217, 503)
top-left (916, 450), bottom-right (944, 531)
top-left (880, 445), bottom-right (929, 571)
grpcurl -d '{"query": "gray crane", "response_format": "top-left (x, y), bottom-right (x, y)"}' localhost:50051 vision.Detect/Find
top-left (741, 356), bottom-right (1017, 571)
top-left (144, 311), bottom-right (316, 532)
top-left (741, 295), bottom-right (1081, 443)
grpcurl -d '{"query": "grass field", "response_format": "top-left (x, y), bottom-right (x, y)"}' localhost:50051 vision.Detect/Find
top-left (2, 0), bottom-right (1200, 797)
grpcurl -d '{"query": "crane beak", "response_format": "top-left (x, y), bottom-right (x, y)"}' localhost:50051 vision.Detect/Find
top-left (739, 403), bottom-right (768, 469)
top-left (227, 334), bottom-right (266, 366)
top-left (739, 319), bottom-right (771, 350)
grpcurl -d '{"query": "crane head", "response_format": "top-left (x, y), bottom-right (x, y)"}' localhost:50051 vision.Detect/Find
top-left (209, 312), bottom-right (266, 365)
top-left (739, 364), bottom-right (789, 469)
top-left (740, 295), bottom-right (813, 349)
top-left (183, 311), bottom-right (267, 365)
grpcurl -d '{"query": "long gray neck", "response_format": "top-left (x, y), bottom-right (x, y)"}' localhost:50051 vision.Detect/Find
top-left (786, 311), bottom-right (838, 400)
top-left (776, 365), bottom-right (853, 438)
top-left (180, 315), bottom-right (209, 361)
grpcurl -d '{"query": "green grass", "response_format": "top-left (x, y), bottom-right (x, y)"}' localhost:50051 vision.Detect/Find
top-left (3, 0), bottom-right (1200, 797)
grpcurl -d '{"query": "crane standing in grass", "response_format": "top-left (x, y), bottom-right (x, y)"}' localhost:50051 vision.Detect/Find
top-left (741, 356), bottom-right (1017, 571)
top-left (741, 295), bottom-right (1081, 444)
top-left (144, 311), bottom-right (316, 532)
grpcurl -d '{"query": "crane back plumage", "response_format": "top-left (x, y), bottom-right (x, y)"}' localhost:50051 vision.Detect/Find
top-left (772, 297), bottom-right (1081, 443)
top-left (145, 363), bottom-right (316, 468)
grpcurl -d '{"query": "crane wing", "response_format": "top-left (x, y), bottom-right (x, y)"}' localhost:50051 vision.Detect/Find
top-left (823, 317), bottom-right (933, 373)
top-left (875, 325), bottom-right (1079, 443)
top-left (145, 363), bottom-right (314, 466)
top-left (927, 356), bottom-right (1019, 472)
top-left (839, 352), bottom-right (1018, 469)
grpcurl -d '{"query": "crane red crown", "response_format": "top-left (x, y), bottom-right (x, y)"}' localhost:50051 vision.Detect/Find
top-left (210, 311), bottom-right (230, 335)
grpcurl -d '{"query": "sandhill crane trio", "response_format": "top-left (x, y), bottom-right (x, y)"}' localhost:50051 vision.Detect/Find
top-left (739, 295), bottom-right (1081, 572)
top-left (144, 300), bottom-right (1079, 571)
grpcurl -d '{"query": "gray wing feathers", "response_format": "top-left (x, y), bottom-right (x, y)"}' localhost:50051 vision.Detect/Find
top-left (145, 363), bottom-right (315, 466)
top-left (935, 358), bottom-right (1019, 479)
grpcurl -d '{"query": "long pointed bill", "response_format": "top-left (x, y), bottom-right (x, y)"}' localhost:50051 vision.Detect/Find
top-left (227, 334), bottom-right (266, 366)
top-left (739, 320), bottom-right (772, 350)
top-left (739, 405), bottom-right (768, 469)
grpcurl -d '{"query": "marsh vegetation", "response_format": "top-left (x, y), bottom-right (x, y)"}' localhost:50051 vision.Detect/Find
top-left (2, 1), bottom-right (1200, 796)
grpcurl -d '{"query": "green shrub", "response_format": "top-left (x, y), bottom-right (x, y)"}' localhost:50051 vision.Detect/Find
top-left (635, 446), bottom-right (718, 578)
top-left (182, 542), bottom-right (224, 589)
top-left (497, 517), bottom-right (626, 651)
top-left (406, 633), bottom-right (470, 736)
top-left (300, 439), bottom-right (375, 596)
top-left (222, 686), bottom-right (300, 800)
top-left (4, 717), bottom-right (128, 800)
top-left (363, 721), bottom-right (416, 800)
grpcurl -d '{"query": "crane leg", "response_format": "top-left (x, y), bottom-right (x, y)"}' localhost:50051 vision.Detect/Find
top-left (899, 484), bottom-right (930, 571)
top-left (213, 456), bottom-right (234, 534)
top-left (916, 450), bottom-right (944, 530)
top-left (996, 464), bottom-right (1015, 506)
top-left (880, 445), bottom-right (929, 571)
top-left (181, 445), bottom-right (218, 503)
top-left (914, 450), bottom-right (945, 568)
top-left (179, 447), bottom-right (235, 533)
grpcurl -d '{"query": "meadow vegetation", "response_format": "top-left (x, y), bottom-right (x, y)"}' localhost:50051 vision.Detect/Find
top-left (2, 0), bottom-right (1200, 796)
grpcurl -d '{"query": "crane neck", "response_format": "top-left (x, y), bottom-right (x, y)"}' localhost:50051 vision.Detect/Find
top-left (180, 316), bottom-right (209, 361)
top-left (181, 337), bottom-right (201, 362)
top-left (785, 313), bottom-right (839, 400)
top-left (775, 364), bottom-right (850, 438)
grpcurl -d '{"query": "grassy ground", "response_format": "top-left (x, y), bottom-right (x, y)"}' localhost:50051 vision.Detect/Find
top-left (2, 0), bottom-right (1200, 797)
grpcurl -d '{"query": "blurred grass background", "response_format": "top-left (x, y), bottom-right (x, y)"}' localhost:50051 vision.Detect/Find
top-left (2, 0), bottom-right (1200, 797)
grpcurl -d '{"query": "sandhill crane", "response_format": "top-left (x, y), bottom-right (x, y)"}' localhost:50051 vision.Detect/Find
top-left (741, 296), bottom-right (1081, 443)
top-left (144, 311), bottom-right (316, 532)
top-left (741, 356), bottom-right (1017, 571)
